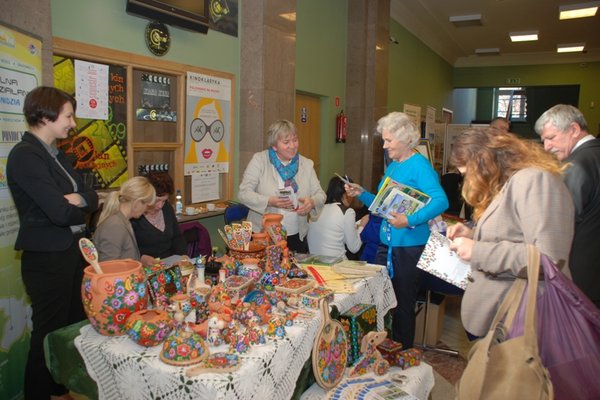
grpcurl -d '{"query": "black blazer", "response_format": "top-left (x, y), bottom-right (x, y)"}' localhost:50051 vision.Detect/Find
top-left (564, 137), bottom-right (600, 305)
top-left (7, 132), bottom-right (99, 252)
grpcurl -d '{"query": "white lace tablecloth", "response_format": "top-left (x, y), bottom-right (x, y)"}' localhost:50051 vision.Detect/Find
top-left (75, 271), bottom-right (397, 400)
top-left (299, 364), bottom-right (435, 400)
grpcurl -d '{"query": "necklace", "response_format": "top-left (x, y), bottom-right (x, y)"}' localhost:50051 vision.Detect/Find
top-left (145, 210), bottom-right (165, 231)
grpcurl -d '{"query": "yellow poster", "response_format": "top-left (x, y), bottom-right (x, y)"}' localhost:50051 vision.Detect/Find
top-left (0, 23), bottom-right (42, 399)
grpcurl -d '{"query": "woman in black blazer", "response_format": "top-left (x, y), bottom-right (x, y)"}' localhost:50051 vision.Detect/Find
top-left (7, 87), bottom-right (99, 399)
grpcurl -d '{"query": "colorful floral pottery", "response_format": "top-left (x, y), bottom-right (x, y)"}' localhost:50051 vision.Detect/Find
top-left (185, 352), bottom-right (241, 377)
top-left (227, 241), bottom-right (266, 261)
top-left (125, 309), bottom-right (173, 347)
top-left (237, 257), bottom-right (263, 281)
top-left (251, 232), bottom-right (269, 247)
top-left (312, 299), bottom-right (348, 389)
top-left (159, 329), bottom-right (209, 366)
top-left (168, 293), bottom-right (192, 326)
top-left (81, 259), bottom-right (148, 336)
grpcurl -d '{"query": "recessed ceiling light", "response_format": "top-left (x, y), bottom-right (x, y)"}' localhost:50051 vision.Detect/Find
top-left (449, 14), bottom-right (483, 27)
top-left (475, 48), bottom-right (500, 55)
top-left (509, 31), bottom-right (539, 42)
top-left (559, 2), bottom-right (599, 19)
top-left (557, 43), bottom-right (586, 52)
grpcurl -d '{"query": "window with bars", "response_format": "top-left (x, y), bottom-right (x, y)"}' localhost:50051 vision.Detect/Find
top-left (495, 87), bottom-right (527, 121)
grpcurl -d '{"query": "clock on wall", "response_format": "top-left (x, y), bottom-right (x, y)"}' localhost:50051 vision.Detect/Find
top-left (145, 21), bottom-right (171, 56)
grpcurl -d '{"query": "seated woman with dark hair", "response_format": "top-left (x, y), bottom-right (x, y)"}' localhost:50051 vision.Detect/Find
top-left (307, 176), bottom-right (368, 259)
top-left (131, 171), bottom-right (187, 262)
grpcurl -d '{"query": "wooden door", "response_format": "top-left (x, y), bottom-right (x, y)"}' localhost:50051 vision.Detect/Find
top-left (295, 93), bottom-right (321, 173)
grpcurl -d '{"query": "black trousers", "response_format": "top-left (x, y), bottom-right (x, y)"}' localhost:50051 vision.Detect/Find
top-left (375, 244), bottom-right (424, 349)
top-left (21, 234), bottom-right (87, 399)
top-left (286, 233), bottom-right (309, 254)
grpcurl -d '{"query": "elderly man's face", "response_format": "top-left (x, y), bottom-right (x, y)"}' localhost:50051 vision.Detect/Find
top-left (539, 121), bottom-right (580, 161)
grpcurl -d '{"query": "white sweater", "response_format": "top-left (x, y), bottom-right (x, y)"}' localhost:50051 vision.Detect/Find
top-left (307, 203), bottom-right (362, 258)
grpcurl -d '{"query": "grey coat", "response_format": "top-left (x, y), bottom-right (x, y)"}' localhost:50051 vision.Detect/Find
top-left (94, 211), bottom-right (140, 262)
top-left (461, 167), bottom-right (574, 336)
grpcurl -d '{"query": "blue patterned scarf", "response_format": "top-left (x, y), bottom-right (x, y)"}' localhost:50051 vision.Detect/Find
top-left (268, 148), bottom-right (299, 192)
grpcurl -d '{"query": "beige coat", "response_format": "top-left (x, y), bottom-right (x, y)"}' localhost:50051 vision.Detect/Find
top-left (238, 150), bottom-right (326, 240)
top-left (461, 167), bottom-right (574, 336)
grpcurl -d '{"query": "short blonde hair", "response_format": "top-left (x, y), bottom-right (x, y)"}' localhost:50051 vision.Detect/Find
top-left (267, 120), bottom-right (297, 147)
top-left (376, 112), bottom-right (420, 149)
top-left (97, 176), bottom-right (156, 225)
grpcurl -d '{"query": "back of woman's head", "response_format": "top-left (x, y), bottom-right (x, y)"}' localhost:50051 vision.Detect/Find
top-left (146, 171), bottom-right (174, 196)
top-left (267, 120), bottom-right (296, 147)
top-left (97, 176), bottom-right (156, 225)
top-left (325, 176), bottom-right (349, 204)
top-left (376, 112), bottom-right (420, 149)
top-left (23, 86), bottom-right (76, 128)
top-left (450, 127), bottom-right (563, 220)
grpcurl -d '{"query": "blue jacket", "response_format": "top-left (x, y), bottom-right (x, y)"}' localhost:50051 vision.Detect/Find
top-left (358, 153), bottom-right (448, 247)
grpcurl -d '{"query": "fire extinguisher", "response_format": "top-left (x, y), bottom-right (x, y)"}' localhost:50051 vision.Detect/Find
top-left (336, 110), bottom-right (347, 143)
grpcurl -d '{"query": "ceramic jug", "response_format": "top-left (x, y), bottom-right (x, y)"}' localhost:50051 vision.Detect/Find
top-left (81, 259), bottom-right (148, 336)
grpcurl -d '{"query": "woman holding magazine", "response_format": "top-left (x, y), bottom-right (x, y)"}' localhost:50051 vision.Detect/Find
top-left (446, 128), bottom-right (574, 338)
top-left (345, 111), bottom-right (448, 349)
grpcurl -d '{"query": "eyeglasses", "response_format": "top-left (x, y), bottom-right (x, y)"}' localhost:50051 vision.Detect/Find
top-left (190, 118), bottom-right (225, 142)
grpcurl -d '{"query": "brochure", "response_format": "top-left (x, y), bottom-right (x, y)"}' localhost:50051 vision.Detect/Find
top-left (416, 230), bottom-right (471, 290)
top-left (369, 177), bottom-right (430, 219)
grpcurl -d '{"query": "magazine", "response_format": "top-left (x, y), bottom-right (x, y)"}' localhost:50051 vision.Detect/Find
top-left (416, 230), bottom-right (471, 290)
top-left (369, 177), bottom-right (431, 219)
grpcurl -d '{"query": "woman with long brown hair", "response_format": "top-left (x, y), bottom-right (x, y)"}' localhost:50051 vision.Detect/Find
top-left (447, 128), bottom-right (574, 337)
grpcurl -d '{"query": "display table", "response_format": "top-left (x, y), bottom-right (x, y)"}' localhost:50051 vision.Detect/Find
top-left (300, 364), bottom-right (435, 400)
top-left (68, 271), bottom-right (396, 400)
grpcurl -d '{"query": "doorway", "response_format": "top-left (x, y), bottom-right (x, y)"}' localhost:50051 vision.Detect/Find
top-left (295, 92), bottom-right (321, 173)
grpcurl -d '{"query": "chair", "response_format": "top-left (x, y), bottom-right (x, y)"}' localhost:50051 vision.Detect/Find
top-left (416, 272), bottom-right (463, 356)
top-left (179, 221), bottom-right (212, 258)
top-left (224, 202), bottom-right (250, 225)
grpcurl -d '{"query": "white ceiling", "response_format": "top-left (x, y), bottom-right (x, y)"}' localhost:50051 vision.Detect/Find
top-left (390, 0), bottom-right (600, 67)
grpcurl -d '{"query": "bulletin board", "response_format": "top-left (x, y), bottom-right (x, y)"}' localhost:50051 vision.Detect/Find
top-left (52, 37), bottom-right (235, 205)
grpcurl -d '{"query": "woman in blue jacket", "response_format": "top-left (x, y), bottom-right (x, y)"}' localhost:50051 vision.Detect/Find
top-left (346, 112), bottom-right (448, 348)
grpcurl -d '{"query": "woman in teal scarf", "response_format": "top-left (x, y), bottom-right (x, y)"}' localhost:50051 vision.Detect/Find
top-left (239, 120), bottom-right (326, 253)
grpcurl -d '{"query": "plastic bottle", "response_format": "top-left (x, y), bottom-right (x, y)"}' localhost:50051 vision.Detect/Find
top-left (175, 189), bottom-right (183, 216)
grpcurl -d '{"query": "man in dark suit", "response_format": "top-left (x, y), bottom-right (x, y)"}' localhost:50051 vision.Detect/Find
top-left (535, 104), bottom-right (600, 308)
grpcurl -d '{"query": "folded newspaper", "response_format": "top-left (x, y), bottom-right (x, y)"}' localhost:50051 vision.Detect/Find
top-left (368, 176), bottom-right (431, 219)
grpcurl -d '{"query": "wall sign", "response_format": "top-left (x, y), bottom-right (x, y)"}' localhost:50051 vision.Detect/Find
top-left (145, 21), bottom-right (170, 56)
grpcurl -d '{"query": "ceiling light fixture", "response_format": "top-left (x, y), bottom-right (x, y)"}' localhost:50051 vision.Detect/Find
top-left (559, 1), bottom-right (599, 19)
top-left (557, 43), bottom-right (586, 52)
top-left (475, 48), bottom-right (500, 54)
top-left (449, 14), bottom-right (483, 27)
top-left (509, 31), bottom-right (539, 42)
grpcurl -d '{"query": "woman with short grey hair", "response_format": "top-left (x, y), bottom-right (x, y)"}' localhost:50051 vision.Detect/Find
top-left (239, 119), bottom-right (326, 253)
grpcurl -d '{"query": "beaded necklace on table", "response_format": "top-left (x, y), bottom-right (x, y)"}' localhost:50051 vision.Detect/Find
top-left (145, 209), bottom-right (166, 231)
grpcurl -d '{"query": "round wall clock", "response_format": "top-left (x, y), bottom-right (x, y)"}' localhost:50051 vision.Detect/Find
top-left (145, 21), bottom-right (171, 56)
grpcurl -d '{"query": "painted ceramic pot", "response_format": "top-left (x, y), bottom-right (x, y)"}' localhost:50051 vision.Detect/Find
top-left (125, 309), bottom-right (173, 347)
top-left (168, 293), bottom-right (192, 325)
top-left (228, 241), bottom-right (266, 261)
top-left (81, 259), bottom-right (148, 336)
top-left (251, 232), bottom-right (269, 247)
top-left (238, 258), bottom-right (263, 281)
top-left (160, 329), bottom-right (209, 366)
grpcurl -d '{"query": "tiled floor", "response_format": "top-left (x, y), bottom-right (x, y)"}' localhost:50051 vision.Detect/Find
top-left (421, 295), bottom-right (471, 386)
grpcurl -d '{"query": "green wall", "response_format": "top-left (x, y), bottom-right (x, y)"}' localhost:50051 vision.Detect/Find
top-left (454, 62), bottom-right (600, 135)
top-left (51, 0), bottom-right (240, 250)
top-left (388, 20), bottom-right (454, 119)
top-left (296, 0), bottom-right (348, 184)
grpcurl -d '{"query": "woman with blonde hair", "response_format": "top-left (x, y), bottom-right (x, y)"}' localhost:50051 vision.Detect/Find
top-left (94, 176), bottom-right (156, 262)
top-left (447, 128), bottom-right (574, 337)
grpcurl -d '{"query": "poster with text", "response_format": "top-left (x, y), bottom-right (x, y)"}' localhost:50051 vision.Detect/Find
top-left (55, 56), bottom-right (128, 189)
top-left (0, 23), bottom-right (41, 400)
top-left (74, 59), bottom-right (109, 120)
top-left (184, 72), bottom-right (231, 178)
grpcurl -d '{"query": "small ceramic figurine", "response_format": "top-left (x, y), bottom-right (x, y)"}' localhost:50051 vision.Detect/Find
top-left (206, 316), bottom-right (226, 346)
top-left (348, 331), bottom-right (390, 377)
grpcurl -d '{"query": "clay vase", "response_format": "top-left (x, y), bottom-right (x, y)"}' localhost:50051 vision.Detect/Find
top-left (238, 257), bottom-right (263, 281)
top-left (262, 213), bottom-right (284, 244)
top-left (251, 232), bottom-right (269, 247)
top-left (81, 259), bottom-right (148, 336)
top-left (125, 309), bottom-right (173, 347)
